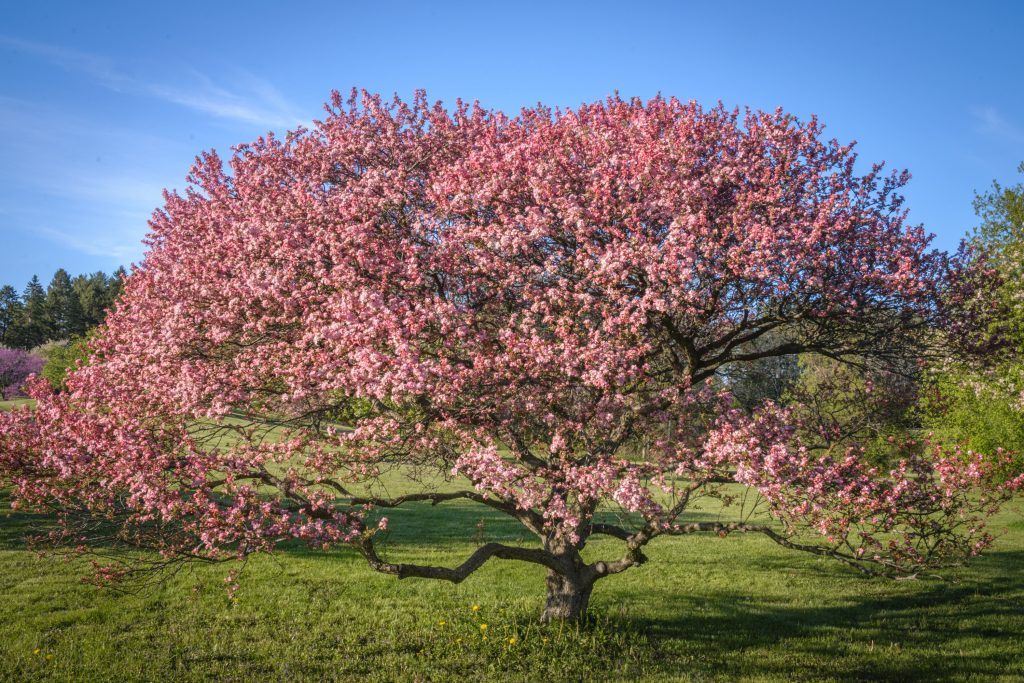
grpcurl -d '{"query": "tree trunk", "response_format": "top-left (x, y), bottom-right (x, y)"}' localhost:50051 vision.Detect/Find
top-left (541, 569), bottom-right (594, 623)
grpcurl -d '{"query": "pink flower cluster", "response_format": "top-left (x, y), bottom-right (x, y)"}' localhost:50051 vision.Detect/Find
top-left (703, 404), bottom-right (1019, 566)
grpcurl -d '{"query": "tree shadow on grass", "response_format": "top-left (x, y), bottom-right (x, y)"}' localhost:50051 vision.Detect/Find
top-left (609, 550), bottom-right (1024, 682)
top-left (0, 491), bottom-right (52, 550)
top-left (4, 489), bottom-right (1022, 682)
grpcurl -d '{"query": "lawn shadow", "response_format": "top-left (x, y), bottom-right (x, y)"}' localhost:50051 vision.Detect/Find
top-left (0, 491), bottom-right (53, 550)
top-left (607, 550), bottom-right (1024, 682)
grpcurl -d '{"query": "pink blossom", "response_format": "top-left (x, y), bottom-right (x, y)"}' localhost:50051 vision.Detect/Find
top-left (0, 90), bottom-right (1014, 598)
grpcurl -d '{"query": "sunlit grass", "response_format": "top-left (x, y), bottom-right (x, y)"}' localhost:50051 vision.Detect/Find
top-left (1, 483), bottom-right (1022, 682)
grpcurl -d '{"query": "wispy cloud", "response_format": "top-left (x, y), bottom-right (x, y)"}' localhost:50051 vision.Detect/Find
top-left (36, 225), bottom-right (144, 262)
top-left (43, 174), bottom-right (168, 211)
top-left (0, 35), bottom-right (305, 129)
top-left (5, 171), bottom-right (161, 265)
top-left (0, 36), bottom-right (131, 90)
top-left (970, 106), bottom-right (1024, 143)
top-left (0, 96), bottom-right (171, 262)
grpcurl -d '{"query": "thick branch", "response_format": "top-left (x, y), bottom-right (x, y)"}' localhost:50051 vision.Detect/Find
top-left (349, 491), bottom-right (482, 507)
top-left (582, 522), bottom-right (633, 541)
top-left (590, 520), bottom-right (915, 581)
top-left (662, 522), bottom-right (903, 578)
top-left (357, 538), bottom-right (562, 582)
top-left (501, 428), bottom-right (549, 470)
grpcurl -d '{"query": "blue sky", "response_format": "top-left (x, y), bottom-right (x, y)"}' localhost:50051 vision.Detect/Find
top-left (1, 0), bottom-right (1022, 289)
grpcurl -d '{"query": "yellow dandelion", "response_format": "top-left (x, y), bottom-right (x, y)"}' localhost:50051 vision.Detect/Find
top-left (471, 604), bottom-right (480, 612)
top-left (482, 635), bottom-right (488, 641)
top-left (480, 623), bottom-right (488, 631)
top-left (46, 655), bottom-right (54, 661)
top-left (33, 649), bottom-right (40, 656)
top-left (542, 636), bottom-right (550, 643)
top-left (437, 619), bottom-right (446, 626)
top-left (456, 638), bottom-right (463, 643)
top-left (508, 637), bottom-right (517, 645)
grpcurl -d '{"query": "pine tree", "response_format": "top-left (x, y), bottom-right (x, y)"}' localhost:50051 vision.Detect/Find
top-left (108, 267), bottom-right (127, 310)
top-left (73, 272), bottom-right (111, 329)
top-left (8, 276), bottom-right (52, 349)
top-left (46, 269), bottom-right (85, 339)
top-left (0, 285), bottom-right (21, 346)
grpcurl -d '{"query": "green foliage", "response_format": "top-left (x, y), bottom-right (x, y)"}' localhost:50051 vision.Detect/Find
top-left (969, 162), bottom-right (1024, 350)
top-left (972, 162), bottom-right (1024, 284)
top-left (920, 367), bottom-right (1024, 474)
top-left (31, 339), bottom-right (70, 362)
top-left (0, 269), bottom-right (123, 350)
top-left (0, 285), bottom-right (20, 346)
top-left (40, 336), bottom-right (93, 391)
top-left (72, 270), bottom-right (123, 330)
top-left (923, 163), bottom-right (1024, 468)
top-left (46, 269), bottom-right (86, 339)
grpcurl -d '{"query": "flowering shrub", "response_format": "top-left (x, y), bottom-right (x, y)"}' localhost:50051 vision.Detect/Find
top-left (0, 347), bottom-right (43, 399)
top-left (1, 91), bottom-right (1018, 622)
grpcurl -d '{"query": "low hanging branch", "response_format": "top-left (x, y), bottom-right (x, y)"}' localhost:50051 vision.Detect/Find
top-left (358, 539), bottom-right (564, 583)
top-left (2, 89), bottom-right (1020, 624)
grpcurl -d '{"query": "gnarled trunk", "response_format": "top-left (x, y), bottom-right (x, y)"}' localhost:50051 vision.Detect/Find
top-left (541, 569), bottom-right (594, 623)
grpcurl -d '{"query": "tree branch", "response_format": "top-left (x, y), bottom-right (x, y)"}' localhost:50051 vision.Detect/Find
top-left (357, 538), bottom-right (562, 582)
top-left (661, 522), bottom-right (905, 578)
top-left (582, 522), bottom-right (633, 541)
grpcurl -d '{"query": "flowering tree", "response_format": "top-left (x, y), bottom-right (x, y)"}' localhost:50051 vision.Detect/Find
top-left (0, 348), bottom-right (43, 399)
top-left (1, 92), bottom-right (1019, 623)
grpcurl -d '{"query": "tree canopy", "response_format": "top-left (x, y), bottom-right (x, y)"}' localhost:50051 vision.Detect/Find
top-left (1, 92), bottom-right (1019, 622)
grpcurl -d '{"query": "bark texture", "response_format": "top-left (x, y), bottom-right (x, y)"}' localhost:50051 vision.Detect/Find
top-left (541, 569), bottom-right (594, 623)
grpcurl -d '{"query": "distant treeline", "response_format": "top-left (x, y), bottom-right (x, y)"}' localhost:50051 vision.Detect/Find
top-left (0, 268), bottom-right (125, 349)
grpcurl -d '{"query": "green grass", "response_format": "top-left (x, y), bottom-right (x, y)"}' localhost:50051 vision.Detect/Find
top-left (0, 399), bottom-right (33, 411)
top-left (1, 488), bottom-right (1022, 682)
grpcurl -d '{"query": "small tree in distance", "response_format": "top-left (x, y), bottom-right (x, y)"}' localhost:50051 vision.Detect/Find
top-left (1, 91), bottom-right (1020, 623)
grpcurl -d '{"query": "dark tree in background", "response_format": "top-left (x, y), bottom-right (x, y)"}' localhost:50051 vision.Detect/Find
top-left (0, 268), bottom-right (124, 349)
top-left (0, 286), bottom-right (19, 343)
top-left (73, 269), bottom-right (125, 330)
top-left (7, 276), bottom-right (51, 349)
top-left (46, 269), bottom-right (86, 340)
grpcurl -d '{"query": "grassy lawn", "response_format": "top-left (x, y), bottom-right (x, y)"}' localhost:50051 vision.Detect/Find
top-left (0, 399), bottom-right (33, 412)
top-left (1, 485), bottom-right (1022, 682)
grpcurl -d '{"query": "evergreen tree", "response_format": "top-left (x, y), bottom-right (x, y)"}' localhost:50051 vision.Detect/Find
top-left (108, 266), bottom-right (127, 308)
top-left (8, 276), bottom-right (52, 349)
top-left (46, 269), bottom-right (85, 339)
top-left (0, 267), bottom-right (125, 346)
top-left (0, 285), bottom-right (21, 346)
top-left (73, 271), bottom-right (111, 329)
